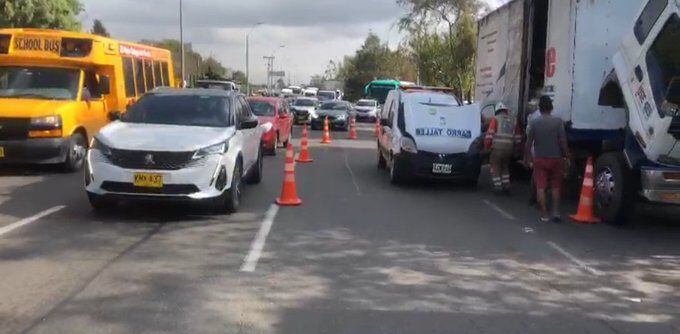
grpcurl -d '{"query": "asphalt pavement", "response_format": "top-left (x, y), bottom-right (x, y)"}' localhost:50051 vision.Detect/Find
top-left (0, 123), bottom-right (678, 334)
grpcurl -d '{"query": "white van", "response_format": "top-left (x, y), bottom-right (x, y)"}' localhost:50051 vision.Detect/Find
top-left (377, 87), bottom-right (483, 185)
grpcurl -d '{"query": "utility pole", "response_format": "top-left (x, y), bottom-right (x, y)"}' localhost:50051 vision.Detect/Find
top-left (245, 22), bottom-right (263, 95)
top-left (179, 0), bottom-right (185, 87)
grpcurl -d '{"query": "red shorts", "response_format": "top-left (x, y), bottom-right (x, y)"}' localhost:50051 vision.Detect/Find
top-left (533, 158), bottom-right (565, 190)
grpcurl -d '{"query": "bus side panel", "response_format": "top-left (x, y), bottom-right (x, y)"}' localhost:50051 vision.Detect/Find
top-left (543, 0), bottom-right (576, 123)
top-left (475, 0), bottom-right (526, 112)
top-left (570, 0), bottom-right (640, 131)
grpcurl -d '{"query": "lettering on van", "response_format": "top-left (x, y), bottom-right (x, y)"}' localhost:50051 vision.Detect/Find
top-left (14, 37), bottom-right (60, 54)
top-left (119, 44), bottom-right (152, 58)
top-left (416, 127), bottom-right (472, 139)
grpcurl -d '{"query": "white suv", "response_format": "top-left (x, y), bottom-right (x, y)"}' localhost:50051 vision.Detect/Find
top-left (85, 89), bottom-right (265, 213)
top-left (377, 87), bottom-right (483, 185)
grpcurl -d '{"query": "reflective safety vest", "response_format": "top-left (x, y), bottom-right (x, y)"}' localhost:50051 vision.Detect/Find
top-left (492, 115), bottom-right (516, 152)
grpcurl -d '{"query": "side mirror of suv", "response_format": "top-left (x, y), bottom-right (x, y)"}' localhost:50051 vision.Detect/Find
top-left (380, 118), bottom-right (391, 127)
top-left (240, 117), bottom-right (259, 129)
top-left (107, 110), bottom-right (121, 121)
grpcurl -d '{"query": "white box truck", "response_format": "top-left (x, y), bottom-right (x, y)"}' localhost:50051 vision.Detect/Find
top-left (475, 0), bottom-right (679, 223)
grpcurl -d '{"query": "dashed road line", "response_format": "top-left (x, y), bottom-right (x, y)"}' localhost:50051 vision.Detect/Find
top-left (240, 204), bottom-right (279, 272)
top-left (483, 199), bottom-right (516, 220)
top-left (0, 205), bottom-right (66, 238)
top-left (547, 241), bottom-right (604, 276)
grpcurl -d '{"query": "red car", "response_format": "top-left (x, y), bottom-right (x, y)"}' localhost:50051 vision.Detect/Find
top-left (247, 97), bottom-right (293, 155)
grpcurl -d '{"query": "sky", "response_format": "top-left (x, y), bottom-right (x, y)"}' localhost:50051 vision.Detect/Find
top-left (79, 0), bottom-right (505, 85)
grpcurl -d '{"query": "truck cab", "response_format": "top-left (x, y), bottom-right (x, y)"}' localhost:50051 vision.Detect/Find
top-left (597, 0), bottom-right (680, 220)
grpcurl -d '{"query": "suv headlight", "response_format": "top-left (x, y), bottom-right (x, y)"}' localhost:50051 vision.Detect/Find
top-left (400, 137), bottom-right (418, 154)
top-left (91, 137), bottom-right (112, 157)
top-left (193, 142), bottom-right (227, 160)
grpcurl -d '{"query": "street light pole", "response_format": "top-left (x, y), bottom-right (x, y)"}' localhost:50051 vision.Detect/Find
top-left (179, 0), bottom-right (185, 87)
top-left (245, 22), bottom-right (264, 95)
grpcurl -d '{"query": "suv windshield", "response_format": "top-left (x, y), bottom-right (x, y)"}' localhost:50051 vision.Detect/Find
top-left (357, 100), bottom-right (376, 107)
top-left (0, 67), bottom-right (80, 100)
top-left (647, 14), bottom-right (679, 111)
top-left (294, 99), bottom-right (316, 107)
top-left (122, 94), bottom-right (231, 127)
top-left (249, 101), bottom-right (276, 116)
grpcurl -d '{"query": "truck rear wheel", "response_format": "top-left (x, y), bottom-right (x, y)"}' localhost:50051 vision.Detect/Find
top-left (594, 152), bottom-right (634, 225)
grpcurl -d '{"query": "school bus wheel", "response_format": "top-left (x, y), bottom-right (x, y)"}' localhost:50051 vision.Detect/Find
top-left (62, 132), bottom-right (87, 172)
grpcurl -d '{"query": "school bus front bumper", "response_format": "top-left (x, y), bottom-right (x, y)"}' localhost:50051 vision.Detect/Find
top-left (0, 138), bottom-right (69, 164)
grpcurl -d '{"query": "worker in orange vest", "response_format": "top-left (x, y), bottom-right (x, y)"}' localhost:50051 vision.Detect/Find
top-left (484, 103), bottom-right (517, 194)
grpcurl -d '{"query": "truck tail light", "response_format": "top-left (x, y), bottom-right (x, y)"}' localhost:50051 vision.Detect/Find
top-left (0, 35), bottom-right (10, 54)
top-left (60, 38), bottom-right (93, 57)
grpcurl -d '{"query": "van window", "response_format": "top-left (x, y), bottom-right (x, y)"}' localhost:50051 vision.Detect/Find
top-left (154, 61), bottom-right (163, 87)
top-left (635, 0), bottom-right (668, 44)
top-left (144, 60), bottom-right (154, 90)
top-left (161, 62), bottom-right (170, 86)
top-left (123, 57), bottom-right (136, 98)
top-left (134, 58), bottom-right (146, 94)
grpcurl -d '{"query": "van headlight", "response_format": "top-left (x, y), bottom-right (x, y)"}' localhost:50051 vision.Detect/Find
top-left (193, 142), bottom-right (227, 160)
top-left (400, 137), bottom-right (418, 154)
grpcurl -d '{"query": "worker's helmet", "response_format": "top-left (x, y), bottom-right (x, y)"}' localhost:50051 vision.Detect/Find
top-left (495, 102), bottom-right (509, 115)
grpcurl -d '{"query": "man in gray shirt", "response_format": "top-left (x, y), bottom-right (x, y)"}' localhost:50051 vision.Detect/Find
top-left (525, 96), bottom-right (569, 222)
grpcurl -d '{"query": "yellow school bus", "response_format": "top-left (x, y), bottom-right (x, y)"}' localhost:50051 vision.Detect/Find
top-left (0, 29), bottom-right (175, 171)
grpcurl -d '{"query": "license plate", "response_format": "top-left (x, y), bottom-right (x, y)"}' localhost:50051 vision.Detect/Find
top-left (432, 163), bottom-right (453, 174)
top-left (133, 173), bottom-right (163, 188)
top-left (0, 147), bottom-right (4, 158)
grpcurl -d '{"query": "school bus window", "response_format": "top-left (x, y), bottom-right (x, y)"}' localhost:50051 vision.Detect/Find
top-left (143, 60), bottom-right (154, 90)
top-left (161, 62), bottom-right (170, 87)
top-left (134, 58), bottom-right (145, 95)
top-left (122, 57), bottom-right (135, 98)
top-left (154, 61), bottom-right (163, 86)
top-left (83, 71), bottom-right (102, 99)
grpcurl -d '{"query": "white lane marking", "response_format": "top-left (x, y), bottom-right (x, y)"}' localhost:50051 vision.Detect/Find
top-left (547, 241), bottom-right (604, 276)
top-left (240, 204), bottom-right (279, 272)
top-left (344, 149), bottom-right (362, 195)
top-left (0, 205), bottom-right (66, 237)
top-left (483, 200), bottom-right (516, 220)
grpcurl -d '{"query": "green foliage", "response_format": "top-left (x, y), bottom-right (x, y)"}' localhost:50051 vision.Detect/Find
top-left (397, 0), bottom-right (484, 101)
top-left (0, 0), bottom-right (83, 31)
top-left (90, 19), bottom-right (109, 37)
top-left (335, 33), bottom-right (417, 101)
top-left (232, 71), bottom-right (246, 85)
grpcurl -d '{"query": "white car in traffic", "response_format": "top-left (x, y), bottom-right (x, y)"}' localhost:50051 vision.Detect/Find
top-left (85, 89), bottom-right (265, 213)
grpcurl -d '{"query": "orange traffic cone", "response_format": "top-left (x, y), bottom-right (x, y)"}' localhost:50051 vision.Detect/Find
top-left (348, 116), bottom-right (357, 140)
top-left (570, 157), bottom-right (600, 224)
top-left (276, 142), bottom-right (302, 206)
top-left (321, 116), bottom-right (332, 144)
top-left (296, 124), bottom-right (314, 163)
top-left (374, 117), bottom-right (381, 138)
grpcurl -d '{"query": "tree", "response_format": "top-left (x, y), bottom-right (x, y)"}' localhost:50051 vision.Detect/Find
top-left (231, 71), bottom-right (246, 85)
top-left (0, 0), bottom-right (83, 30)
top-left (397, 0), bottom-right (485, 100)
top-left (91, 19), bottom-right (110, 37)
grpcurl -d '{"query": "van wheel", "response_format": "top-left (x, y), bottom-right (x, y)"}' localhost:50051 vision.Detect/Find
top-left (221, 162), bottom-right (243, 213)
top-left (377, 147), bottom-right (387, 169)
top-left (595, 152), bottom-right (634, 225)
top-left (247, 148), bottom-right (263, 185)
top-left (62, 133), bottom-right (87, 172)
